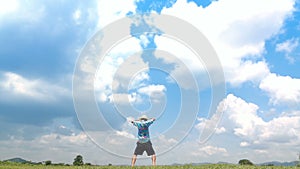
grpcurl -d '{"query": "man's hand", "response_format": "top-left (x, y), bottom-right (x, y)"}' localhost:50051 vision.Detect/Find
top-left (152, 118), bottom-right (156, 121)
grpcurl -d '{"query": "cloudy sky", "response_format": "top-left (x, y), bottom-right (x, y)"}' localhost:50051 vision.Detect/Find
top-left (0, 0), bottom-right (300, 165)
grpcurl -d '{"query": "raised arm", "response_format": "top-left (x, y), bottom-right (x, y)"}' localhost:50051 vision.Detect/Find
top-left (131, 120), bottom-right (139, 126)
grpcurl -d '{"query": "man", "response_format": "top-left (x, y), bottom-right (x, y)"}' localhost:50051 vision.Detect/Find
top-left (131, 115), bottom-right (156, 167)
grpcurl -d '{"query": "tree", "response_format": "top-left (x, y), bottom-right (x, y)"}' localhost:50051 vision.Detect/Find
top-left (45, 160), bottom-right (52, 165)
top-left (73, 155), bottom-right (84, 166)
top-left (238, 159), bottom-right (254, 165)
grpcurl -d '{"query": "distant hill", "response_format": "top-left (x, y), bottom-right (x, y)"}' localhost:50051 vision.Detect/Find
top-left (4, 157), bottom-right (32, 164)
top-left (172, 162), bottom-right (231, 166)
top-left (217, 161), bottom-right (232, 164)
top-left (259, 161), bottom-right (299, 166)
top-left (171, 161), bottom-right (298, 166)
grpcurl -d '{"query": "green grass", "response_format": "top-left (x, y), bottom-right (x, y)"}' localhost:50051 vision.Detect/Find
top-left (0, 163), bottom-right (299, 169)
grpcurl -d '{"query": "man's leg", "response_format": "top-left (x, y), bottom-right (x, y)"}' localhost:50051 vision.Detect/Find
top-left (131, 155), bottom-right (137, 167)
top-left (151, 154), bottom-right (156, 166)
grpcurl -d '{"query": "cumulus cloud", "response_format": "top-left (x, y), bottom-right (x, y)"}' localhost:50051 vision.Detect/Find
top-left (215, 127), bottom-right (226, 134)
top-left (192, 145), bottom-right (227, 156)
top-left (138, 84), bottom-right (166, 97)
top-left (276, 38), bottom-right (299, 64)
top-left (276, 38), bottom-right (299, 53)
top-left (72, 9), bottom-right (82, 25)
top-left (0, 0), bottom-right (19, 17)
top-left (93, 43), bottom-right (167, 106)
top-left (226, 61), bottom-right (270, 86)
top-left (200, 145), bottom-right (227, 156)
top-left (196, 117), bottom-right (226, 136)
top-left (129, 72), bottom-right (150, 90)
top-left (259, 116), bottom-right (300, 143)
top-left (96, 0), bottom-right (136, 28)
top-left (0, 72), bottom-right (74, 129)
top-left (54, 125), bottom-right (75, 136)
top-left (0, 1), bottom-right (46, 25)
top-left (39, 133), bottom-right (88, 145)
top-left (259, 73), bottom-right (300, 106)
top-left (0, 72), bottom-right (70, 102)
top-left (154, 35), bottom-right (205, 72)
top-left (109, 93), bottom-right (137, 104)
top-left (93, 38), bottom-right (143, 102)
top-left (162, 0), bottom-right (295, 86)
top-left (195, 94), bottom-right (300, 162)
top-left (0, 132), bottom-right (105, 164)
top-left (111, 54), bottom-right (149, 92)
top-left (240, 141), bottom-right (250, 147)
top-left (198, 94), bottom-right (300, 147)
top-left (223, 94), bottom-right (264, 138)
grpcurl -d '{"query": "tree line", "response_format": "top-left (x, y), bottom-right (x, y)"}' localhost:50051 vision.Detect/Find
top-left (44, 155), bottom-right (95, 166)
top-left (0, 155), bottom-right (101, 166)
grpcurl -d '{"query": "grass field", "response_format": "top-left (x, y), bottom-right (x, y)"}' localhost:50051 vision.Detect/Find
top-left (0, 163), bottom-right (299, 169)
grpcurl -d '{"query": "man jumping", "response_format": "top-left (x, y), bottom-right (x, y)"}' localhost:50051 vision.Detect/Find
top-left (131, 115), bottom-right (156, 167)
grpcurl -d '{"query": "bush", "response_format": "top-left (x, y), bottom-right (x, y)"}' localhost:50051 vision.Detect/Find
top-left (238, 159), bottom-right (254, 165)
top-left (85, 162), bottom-right (92, 166)
top-left (44, 160), bottom-right (52, 165)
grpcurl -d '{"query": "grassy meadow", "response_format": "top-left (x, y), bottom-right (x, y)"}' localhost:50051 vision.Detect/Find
top-left (0, 163), bottom-right (299, 169)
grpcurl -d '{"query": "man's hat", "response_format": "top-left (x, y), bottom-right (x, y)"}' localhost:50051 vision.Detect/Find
top-left (139, 115), bottom-right (148, 121)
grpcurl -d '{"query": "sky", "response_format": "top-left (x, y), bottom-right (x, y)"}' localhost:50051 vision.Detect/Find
top-left (0, 0), bottom-right (300, 166)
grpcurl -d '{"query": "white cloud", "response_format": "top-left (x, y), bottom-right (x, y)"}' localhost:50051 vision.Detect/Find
top-left (94, 38), bottom-right (143, 102)
top-left (197, 94), bottom-right (265, 139)
top-left (259, 116), bottom-right (300, 143)
top-left (129, 71), bottom-right (150, 90)
top-left (96, 0), bottom-right (135, 28)
top-left (152, 48), bottom-right (202, 90)
top-left (1, 1), bottom-right (46, 24)
top-left (240, 141), bottom-right (250, 147)
top-left (140, 34), bottom-right (151, 48)
top-left (0, 0), bottom-right (19, 17)
top-left (276, 38), bottom-right (299, 53)
top-left (197, 94), bottom-right (300, 144)
top-left (39, 133), bottom-right (88, 145)
top-left (155, 36), bottom-right (205, 72)
top-left (162, 0), bottom-right (295, 85)
top-left (195, 94), bottom-right (300, 162)
top-left (116, 130), bottom-right (135, 139)
top-left (276, 38), bottom-right (299, 63)
top-left (196, 117), bottom-right (226, 135)
top-left (259, 73), bottom-right (300, 105)
top-left (138, 84), bottom-right (166, 97)
top-left (153, 135), bottom-right (178, 153)
top-left (94, 43), bottom-right (166, 104)
top-left (215, 127), bottom-right (226, 134)
top-left (109, 93), bottom-right (137, 104)
top-left (72, 9), bottom-right (81, 25)
top-left (192, 145), bottom-right (227, 156)
top-left (55, 125), bottom-right (75, 136)
top-left (137, 84), bottom-right (166, 103)
top-left (227, 61), bottom-right (270, 86)
top-left (0, 72), bottom-right (70, 102)
top-left (223, 94), bottom-right (264, 137)
top-left (0, 132), bottom-right (119, 164)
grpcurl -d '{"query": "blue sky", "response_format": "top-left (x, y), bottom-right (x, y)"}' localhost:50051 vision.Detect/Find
top-left (0, 0), bottom-right (300, 165)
